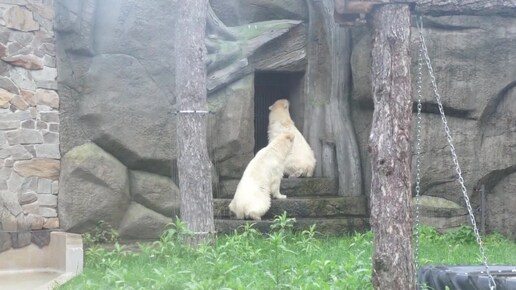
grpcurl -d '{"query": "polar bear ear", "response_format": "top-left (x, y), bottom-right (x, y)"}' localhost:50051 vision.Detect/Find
top-left (268, 105), bottom-right (273, 110)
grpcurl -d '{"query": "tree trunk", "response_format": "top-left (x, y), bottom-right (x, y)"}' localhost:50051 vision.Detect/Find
top-left (368, 4), bottom-right (415, 290)
top-left (175, 0), bottom-right (215, 246)
top-left (304, 0), bottom-right (362, 196)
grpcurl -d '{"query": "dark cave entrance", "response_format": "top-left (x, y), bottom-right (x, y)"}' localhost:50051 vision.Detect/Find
top-left (254, 71), bottom-right (305, 154)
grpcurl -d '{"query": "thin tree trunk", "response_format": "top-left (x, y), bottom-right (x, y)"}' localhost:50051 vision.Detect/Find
top-left (175, 0), bottom-right (215, 246)
top-left (369, 4), bottom-right (415, 289)
top-left (304, 0), bottom-right (362, 197)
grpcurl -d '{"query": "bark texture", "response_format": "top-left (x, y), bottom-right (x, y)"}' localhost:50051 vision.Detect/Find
top-left (304, 0), bottom-right (362, 196)
top-left (414, 0), bottom-right (516, 16)
top-left (175, 0), bottom-right (215, 245)
top-left (368, 4), bottom-right (415, 289)
top-left (335, 0), bottom-right (516, 16)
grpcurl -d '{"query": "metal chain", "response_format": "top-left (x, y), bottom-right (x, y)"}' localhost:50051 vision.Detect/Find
top-left (413, 17), bottom-right (424, 284)
top-left (416, 16), bottom-right (496, 290)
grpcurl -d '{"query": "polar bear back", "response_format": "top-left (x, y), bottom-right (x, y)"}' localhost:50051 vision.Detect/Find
top-left (268, 99), bottom-right (316, 177)
top-left (229, 132), bottom-right (294, 219)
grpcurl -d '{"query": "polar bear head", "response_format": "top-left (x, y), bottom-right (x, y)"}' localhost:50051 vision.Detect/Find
top-left (268, 99), bottom-right (293, 127)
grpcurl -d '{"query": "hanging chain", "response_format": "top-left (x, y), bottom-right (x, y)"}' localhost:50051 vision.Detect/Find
top-left (416, 16), bottom-right (496, 290)
top-left (413, 17), bottom-right (424, 282)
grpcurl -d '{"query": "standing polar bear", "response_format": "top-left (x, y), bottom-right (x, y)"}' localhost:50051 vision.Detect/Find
top-left (268, 99), bottom-right (316, 178)
top-left (228, 132), bottom-right (295, 220)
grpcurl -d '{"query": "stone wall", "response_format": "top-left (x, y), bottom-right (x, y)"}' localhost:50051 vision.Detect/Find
top-left (0, 0), bottom-right (59, 252)
top-left (351, 16), bottom-right (516, 237)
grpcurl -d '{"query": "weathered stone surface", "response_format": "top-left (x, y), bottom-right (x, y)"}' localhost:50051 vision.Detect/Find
top-left (13, 158), bottom-right (60, 180)
top-left (412, 196), bottom-right (469, 231)
top-left (0, 145), bottom-right (32, 160)
top-left (6, 129), bottom-right (42, 145)
top-left (58, 142), bottom-right (131, 232)
top-left (35, 88), bottom-right (58, 108)
top-left (11, 231), bottom-right (31, 248)
top-left (20, 89), bottom-right (36, 106)
top-left (4, 5), bottom-right (39, 32)
top-left (420, 216), bottom-right (469, 233)
top-left (351, 16), bottom-right (516, 211)
top-left (2, 54), bottom-right (44, 70)
top-left (9, 67), bottom-right (36, 90)
top-left (31, 230), bottom-right (50, 247)
top-left (30, 66), bottom-right (56, 83)
top-left (67, 53), bottom-right (175, 176)
top-left (27, 3), bottom-right (54, 20)
top-left (487, 172), bottom-right (516, 240)
top-left (0, 189), bottom-right (22, 217)
top-left (39, 206), bottom-right (56, 217)
top-left (51, 180), bottom-right (58, 194)
top-left (22, 200), bottom-right (39, 214)
top-left (20, 176), bottom-right (37, 193)
top-left (0, 42), bottom-right (7, 58)
top-left (37, 178), bottom-right (52, 194)
top-left (208, 75), bottom-right (255, 179)
top-left (0, 88), bottom-right (15, 108)
top-left (9, 28), bottom-right (35, 46)
top-left (0, 77), bottom-right (20, 94)
top-left (34, 143), bottom-right (59, 158)
top-left (214, 196), bottom-right (368, 218)
top-left (0, 110), bottom-right (30, 130)
top-left (10, 94), bottom-right (28, 110)
top-left (48, 123), bottom-right (58, 132)
top-left (0, 232), bottom-right (12, 253)
top-left (118, 202), bottom-right (172, 239)
top-left (57, 0), bottom-right (177, 177)
top-left (0, 206), bottom-right (18, 231)
top-left (7, 170), bottom-right (23, 192)
top-left (18, 191), bottom-right (37, 205)
top-left (38, 194), bottom-right (56, 207)
top-left (40, 111), bottom-right (58, 122)
top-left (21, 119), bottom-right (35, 129)
top-left (218, 177), bottom-right (338, 198)
top-left (28, 213), bottom-right (44, 230)
top-left (43, 217), bottom-right (59, 229)
top-left (43, 131), bottom-right (58, 143)
top-left (211, 0), bottom-right (308, 26)
top-left (129, 170), bottom-right (180, 218)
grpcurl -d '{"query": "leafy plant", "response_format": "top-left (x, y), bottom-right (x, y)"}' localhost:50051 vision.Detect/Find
top-left (444, 225), bottom-right (477, 244)
top-left (82, 220), bottom-right (119, 247)
top-left (270, 211), bottom-right (296, 234)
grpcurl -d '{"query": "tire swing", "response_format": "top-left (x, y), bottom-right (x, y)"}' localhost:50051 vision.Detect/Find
top-left (412, 17), bottom-right (516, 290)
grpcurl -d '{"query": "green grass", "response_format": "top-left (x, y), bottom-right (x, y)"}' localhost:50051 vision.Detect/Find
top-left (59, 217), bottom-right (516, 290)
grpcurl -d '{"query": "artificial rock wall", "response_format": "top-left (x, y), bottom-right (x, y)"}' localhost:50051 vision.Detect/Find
top-left (0, 0), bottom-right (59, 252)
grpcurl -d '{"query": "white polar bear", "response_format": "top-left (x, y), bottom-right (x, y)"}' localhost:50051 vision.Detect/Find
top-left (268, 99), bottom-right (316, 178)
top-left (228, 132), bottom-right (295, 220)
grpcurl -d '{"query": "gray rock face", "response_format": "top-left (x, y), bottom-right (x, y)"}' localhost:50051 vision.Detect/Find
top-left (78, 54), bottom-right (175, 175)
top-left (210, 0), bottom-right (308, 26)
top-left (487, 172), bottom-right (516, 239)
top-left (58, 143), bottom-right (131, 232)
top-left (56, 0), bottom-right (177, 176)
top-left (118, 202), bottom-right (172, 239)
top-left (208, 75), bottom-right (255, 179)
top-left (351, 15), bottom-right (516, 228)
top-left (129, 170), bottom-right (180, 218)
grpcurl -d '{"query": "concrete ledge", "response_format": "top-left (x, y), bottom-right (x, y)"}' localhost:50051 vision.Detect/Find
top-left (0, 232), bottom-right (83, 290)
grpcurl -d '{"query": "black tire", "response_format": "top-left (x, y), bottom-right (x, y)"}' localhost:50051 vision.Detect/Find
top-left (417, 266), bottom-right (516, 290)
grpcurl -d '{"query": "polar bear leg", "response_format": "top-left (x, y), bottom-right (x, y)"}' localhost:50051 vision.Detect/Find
top-left (248, 211), bottom-right (262, 221)
top-left (288, 168), bottom-right (304, 178)
top-left (271, 179), bottom-right (287, 199)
